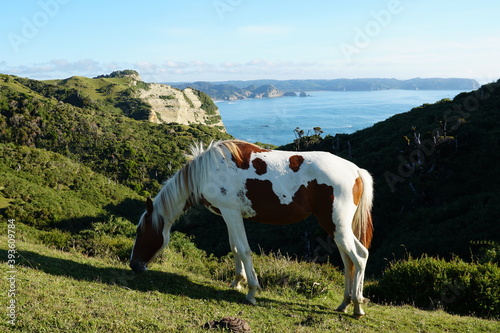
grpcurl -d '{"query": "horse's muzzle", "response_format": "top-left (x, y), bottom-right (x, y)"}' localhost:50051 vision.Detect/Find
top-left (130, 261), bottom-right (148, 273)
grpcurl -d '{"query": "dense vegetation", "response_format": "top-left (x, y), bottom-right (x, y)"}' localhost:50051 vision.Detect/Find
top-left (367, 255), bottom-right (499, 318)
top-left (0, 74), bottom-right (231, 195)
top-left (1, 73), bottom-right (499, 327)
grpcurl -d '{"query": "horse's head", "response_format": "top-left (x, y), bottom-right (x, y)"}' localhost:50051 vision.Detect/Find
top-left (130, 197), bottom-right (166, 273)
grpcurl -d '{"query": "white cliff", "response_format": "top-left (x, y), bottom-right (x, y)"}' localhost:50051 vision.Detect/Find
top-left (137, 82), bottom-right (225, 131)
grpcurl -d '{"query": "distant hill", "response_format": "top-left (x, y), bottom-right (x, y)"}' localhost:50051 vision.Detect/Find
top-left (170, 81), bottom-right (284, 100)
top-left (170, 78), bottom-right (480, 100)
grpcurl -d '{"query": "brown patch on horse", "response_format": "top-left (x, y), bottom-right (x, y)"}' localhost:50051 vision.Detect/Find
top-left (225, 141), bottom-right (269, 170)
top-left (245, 179), bottom-right (335, 236)
top-left (351, 175), bottom-right (374, 248)
top-left (252, 158), bottom-right (267, 175)
top-left (289, 155), bottom-right (305, 172)
top-left (352, 176), bottom-right (363, 206)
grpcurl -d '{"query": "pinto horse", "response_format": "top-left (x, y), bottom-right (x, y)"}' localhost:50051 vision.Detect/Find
top-left (130, 140), bottom-right (373, 317)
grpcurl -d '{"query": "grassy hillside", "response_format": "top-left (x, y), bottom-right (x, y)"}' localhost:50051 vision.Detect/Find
top-left (0, 73), bottom-right (231, 194)
top-left (0, 72), bottom-right (229, 262)
top-left (0, 143), bottom-right (143, 229)
top-left (2, 234), bottom-right (499, 332)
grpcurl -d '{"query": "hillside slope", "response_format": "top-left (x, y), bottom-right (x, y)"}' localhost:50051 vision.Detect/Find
top-left (0, 143), bottom-right (144, 231)
top-left (0, 73), bottom-right (231, 194)
top-left (1, 74), bottom-right (499, 329)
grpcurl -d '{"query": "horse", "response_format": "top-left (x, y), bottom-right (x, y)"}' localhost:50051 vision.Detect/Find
top-left (130, 139), bottom-right (374, 317)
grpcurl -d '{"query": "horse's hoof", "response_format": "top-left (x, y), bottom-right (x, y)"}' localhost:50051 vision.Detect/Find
top-left (245, 297), bottom-right (257, 305)
top-left (335, 302), bottom-right (349, 313)
top-left (230, 281), bottom-right (243, 291)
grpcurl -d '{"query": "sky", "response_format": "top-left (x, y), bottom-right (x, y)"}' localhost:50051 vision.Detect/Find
top-left (0, 0), bottom-right (499, 83)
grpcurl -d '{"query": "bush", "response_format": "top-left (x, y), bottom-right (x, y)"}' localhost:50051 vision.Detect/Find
top-left (368, 255), bottom-right (500, 318)
top-left (37, 229), bottom-right (72, 250)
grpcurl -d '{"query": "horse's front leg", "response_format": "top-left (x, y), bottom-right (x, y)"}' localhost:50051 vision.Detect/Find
top-left (227, 232), bottom-right (246, 290)
top-left (221, 209), bottom-right (261, 304)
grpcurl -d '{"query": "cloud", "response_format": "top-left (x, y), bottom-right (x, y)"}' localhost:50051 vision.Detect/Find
top-left (0, 58), bottom-right (338, 82)
top-left (8, 54), bottom-right (490, 83)
top-left (1, 59), bottom-right (106, 79)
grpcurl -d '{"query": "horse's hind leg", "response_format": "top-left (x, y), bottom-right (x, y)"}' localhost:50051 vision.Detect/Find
top-left (221, 209), bottom-right (261, 304)
top-left (334, 227), bottom-right (369, 317)
top-left (336, 249), bottom-right (354, 313)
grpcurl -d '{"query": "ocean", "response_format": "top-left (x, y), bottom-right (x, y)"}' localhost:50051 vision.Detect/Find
top-left (216, 90), bottom-right (465, 146)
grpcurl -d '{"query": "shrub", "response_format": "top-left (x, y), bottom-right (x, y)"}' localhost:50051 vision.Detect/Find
top-left (368, 255), bottom-right (500, 318)
top-left (37, 229), bottom-right (72, 250)
top-left (76, 233), bottom-right (133, 261)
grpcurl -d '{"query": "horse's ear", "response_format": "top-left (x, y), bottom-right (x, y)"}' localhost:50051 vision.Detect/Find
top-left (146, 197), bottom-right (154, 215)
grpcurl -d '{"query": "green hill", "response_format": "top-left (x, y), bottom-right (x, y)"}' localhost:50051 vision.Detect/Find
top-left (0, 143), bottom-right (143, 229)
top-left (0, 73), bottom-right (231, 195)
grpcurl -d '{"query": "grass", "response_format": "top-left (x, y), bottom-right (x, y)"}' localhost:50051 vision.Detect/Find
top-left (44, 76), bottom-right (133, 101)
top-left (1, 235), bottom-right (499, 332)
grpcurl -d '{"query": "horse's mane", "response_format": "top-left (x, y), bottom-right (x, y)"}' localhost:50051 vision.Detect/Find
top-left (149, 140), bottom-right (257, 230)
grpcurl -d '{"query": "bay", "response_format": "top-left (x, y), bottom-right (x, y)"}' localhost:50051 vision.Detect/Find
top-left (216, 90), bottom-right (464, 146)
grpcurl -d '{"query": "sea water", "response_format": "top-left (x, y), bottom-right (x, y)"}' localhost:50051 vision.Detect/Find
top-left (216, 90), bottom-right (464, 146)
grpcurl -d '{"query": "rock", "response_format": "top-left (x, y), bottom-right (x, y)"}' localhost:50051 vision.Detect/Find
top-left (203, 316), bottom-right (251, 332)
top-left (250, 85), bottom-right (284, 98)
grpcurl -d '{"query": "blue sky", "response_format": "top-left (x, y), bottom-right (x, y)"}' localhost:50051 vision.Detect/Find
top-left (1, 0), bottom-right (499, 83)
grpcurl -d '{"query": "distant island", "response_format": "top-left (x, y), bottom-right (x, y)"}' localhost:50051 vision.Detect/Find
top-left (169, 78), bottom-right (480, 101)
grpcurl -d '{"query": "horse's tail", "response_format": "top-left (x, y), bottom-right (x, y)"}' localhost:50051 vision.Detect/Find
top-left (352, 169), bottom-right (374, 249)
